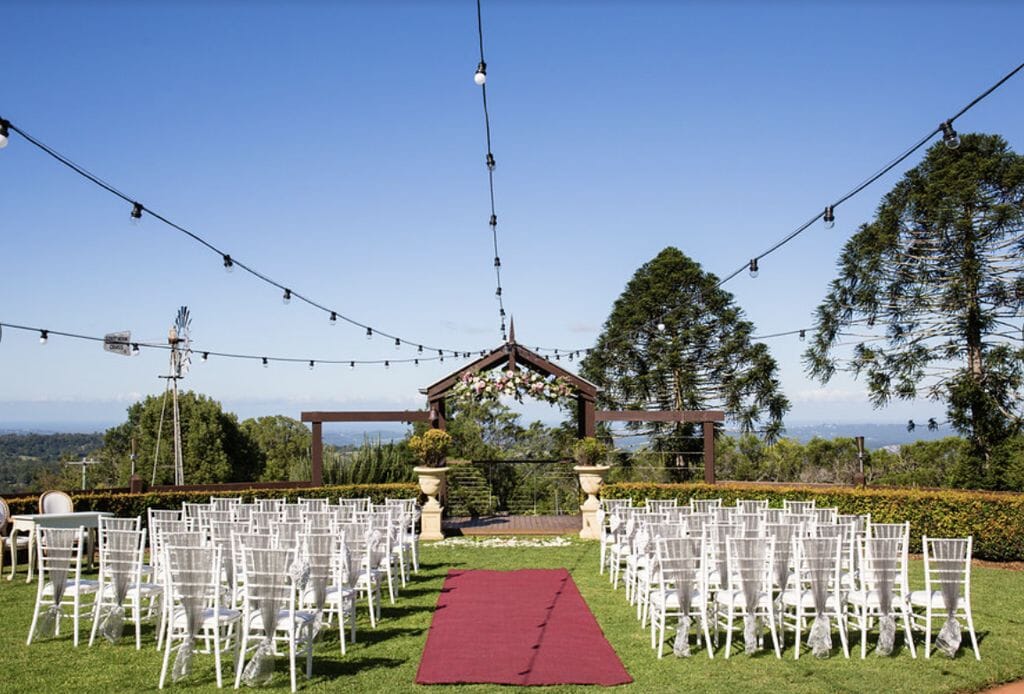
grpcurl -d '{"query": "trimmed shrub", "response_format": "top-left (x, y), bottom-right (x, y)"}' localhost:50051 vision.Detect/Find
top-left (2, 483), bottom-right (418, 523)
top-left (603, 481), bottom-right (1024, 561)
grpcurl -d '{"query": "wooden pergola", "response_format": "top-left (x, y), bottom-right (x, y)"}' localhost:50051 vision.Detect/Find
top-left (420, 336), bottom-right (600, 438)
top-left (302, 331), bottom-right (724, 485)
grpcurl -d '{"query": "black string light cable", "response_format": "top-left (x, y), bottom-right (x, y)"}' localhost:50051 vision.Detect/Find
top-left (0, 321), bottom-right (466, 369)
top-left (0, 121), bottom-right (486, 357)
top-left (474, 0), bottom-right (508, 341)
top-left (531, 61), bottom-right (1024, 357)
top-left (715, 59), bottom-right (1024, 286)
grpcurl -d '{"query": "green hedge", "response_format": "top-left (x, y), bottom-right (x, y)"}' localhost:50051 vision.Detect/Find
top-left (2, 483), bottom-right (419, 523)
top-left (603, 481), bottom-right (1024, 562)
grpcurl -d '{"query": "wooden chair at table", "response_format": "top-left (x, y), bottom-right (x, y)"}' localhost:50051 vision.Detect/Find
top-left (1, 496), bottom-right (30, 577)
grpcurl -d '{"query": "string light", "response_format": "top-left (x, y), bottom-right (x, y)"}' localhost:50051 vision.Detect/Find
top-left (0, 118), bottom-right (9, 149)
top-left (384, 360), bottom-right (390, 369)
top-left (0, 118), bottom-right (489, 358)
top-left (823, 205), bottom-right (835, 230)
top-left (748, 259), bottom-right (759, 278)
top-left (330, 311), bottom-right (337, 325)
top-left (308, 360), bottom-right (315, 370)
top-left (0, 318), bottom-right (481, 367)
top-left (282, 288), bottom-right (292, 305)
top-left (131, 343), bottom-right (140, 356)
top-left (262, 357), bottom-right (269, 368)
top-left (657, 321), bottom-right (666, 332)
top-left (799, 329), bottom-right (806, 341)
top-left (366, 327), bottom-right (373, 340)
top-left (940, 120), bottom-right (960, 149)
top-left (350, 361), bottom-right (355, 369)
top-left (712, 60), bottom-right (1024, 287)
top-left (394, 337), bottom-right (401, 350)
top-left (473, 0), bottom-right (508, 339)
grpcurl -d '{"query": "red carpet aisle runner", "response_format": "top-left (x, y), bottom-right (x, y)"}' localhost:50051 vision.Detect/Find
top-left (416, 568), bottom-right (632, 686)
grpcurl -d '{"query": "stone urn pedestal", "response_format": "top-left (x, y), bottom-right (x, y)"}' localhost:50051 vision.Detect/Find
top-left (414, 466), bottom-right (449, 541)
top-left (574, 465), bottom-right (611, 540)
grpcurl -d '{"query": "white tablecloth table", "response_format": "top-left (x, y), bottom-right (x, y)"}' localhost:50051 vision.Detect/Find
top-left (7, 511), bottom-right (113, 582)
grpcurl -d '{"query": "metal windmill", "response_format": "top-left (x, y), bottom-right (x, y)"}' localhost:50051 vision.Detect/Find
top-left (152, 306), bottom-right (192, 486)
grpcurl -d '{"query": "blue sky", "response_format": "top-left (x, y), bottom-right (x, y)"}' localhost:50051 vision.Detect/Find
top-left (2, 1), bottom-right (1023, 431)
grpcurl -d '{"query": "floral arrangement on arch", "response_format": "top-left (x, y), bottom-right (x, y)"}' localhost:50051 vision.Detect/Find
top-left (453, 369), bottom-right (576, 405)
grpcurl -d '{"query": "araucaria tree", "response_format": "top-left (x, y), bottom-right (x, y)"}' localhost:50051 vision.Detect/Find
top-left (805, 134), bottom-right (1024, 487)
top-left (581, 247), bottom-right (790, 459)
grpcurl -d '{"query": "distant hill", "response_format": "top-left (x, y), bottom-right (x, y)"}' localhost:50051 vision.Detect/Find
top-left (0, 432), bottom-right (105, 494)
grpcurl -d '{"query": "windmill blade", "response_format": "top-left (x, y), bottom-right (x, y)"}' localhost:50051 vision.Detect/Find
top-left (176, 306), bottom-right (192, 376)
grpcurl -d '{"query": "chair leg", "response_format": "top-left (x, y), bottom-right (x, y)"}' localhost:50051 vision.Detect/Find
top-left (838, 610), bottom-right (850, 658)
top-left (964, 606), bottom-right (980, 660)
top-left (724, 603), bottom-right (734, 659)
top-left (924, 605), bottom-right (932, 658)
top-left (159, 625), bottom-right (174, 689)
top-left (900, 604), bottom-right (917, 658)
top-left (794, 604), bottom-right (802, 660)
top-left (860, 604), bottom-right (868, 659)
top-left (701, 609), bottom-right (714, 659)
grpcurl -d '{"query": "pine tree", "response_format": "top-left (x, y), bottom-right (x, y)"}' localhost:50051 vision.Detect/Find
top-left (804, 133), bottom-right (1024, 486)
top-left (580, 247), bottom-right (790, 457)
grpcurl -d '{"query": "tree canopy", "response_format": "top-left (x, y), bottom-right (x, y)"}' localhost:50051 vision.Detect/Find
top-left (99, 391), bottom-right (260, 485)
top-left (804, 133), bottom-right (1024, 487)
top-left (580, 247), bottom-right (790, 446)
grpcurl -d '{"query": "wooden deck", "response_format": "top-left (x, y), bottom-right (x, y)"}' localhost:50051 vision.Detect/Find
top-left (442, 514), bottom-right (581, 536)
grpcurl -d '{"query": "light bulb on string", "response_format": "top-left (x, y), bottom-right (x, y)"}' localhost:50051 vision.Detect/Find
top-left (349, 361), bottom-right (355, 369)
top-left (940, 120), bottom-right (960, 149)
top-left (657, 322), bottom-right (666, 332)
top-left (486, 153), bottom-right (495, 171)
top-left (262, 357), bottom-right (269, 368)
top-left (417, 345), bottom-right (423, 354)
top-left (130, 202), bottom-right (143, 225)
top-left (308, 360), bottom-right (315, 370)
top-left (799, 329), bottom-right (806, 342)
top-left (223, 255), bottom-right (234, 273)
top-left (474, 61), bottom-right (487, 86)
top-left (201, 352), bottom-right (209, 362)
top-left (823, 205), bottom-right (835, 230)
top-left (414, 359), bottom-right (419, 366)
top-left (329, 312), bottom-right (337, 325)
top-left (748, 258), bottom-right (759, 278)
top-left (39, 330), bottom-right (48, 345)
top-left (394, 338), bottom-right (401, 350)
top-left (131, 343), bottom-right (140, 356)
top-left (0, 119), bottom-right (9, 149)
top-left (384, 360), bottom-right (390, 370)
top-left (366, 327), bottom-right (373, 340)
top-left (282, 288), bottom-right (292, 305)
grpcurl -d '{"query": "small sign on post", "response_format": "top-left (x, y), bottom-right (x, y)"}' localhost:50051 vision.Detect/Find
top-left (104, 331), bottom-right (132, 356)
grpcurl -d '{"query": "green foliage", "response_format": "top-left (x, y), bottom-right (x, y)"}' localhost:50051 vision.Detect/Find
top-left (572, 437), bottom-right (610, 466)
top-left (581, 247), bottom-right (790, 443)
top-left (239, 415), bottom-right (311, 481)
top-left (805, 134), bottom-right (1024, 484)
top-left (603, 481), bottom-right (1024, 561)
top-left (98, 391), bottom-right (260, 486)
top-left (408, 429), bottom-right (452, 467)
top-left (0, 433), bottom-right (104, 494)
top-left (323, 438), bottom-right (416, 485)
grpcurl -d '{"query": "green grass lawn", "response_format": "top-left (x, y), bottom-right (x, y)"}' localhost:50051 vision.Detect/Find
top-left (0, 537), bottom-right (1021, 694)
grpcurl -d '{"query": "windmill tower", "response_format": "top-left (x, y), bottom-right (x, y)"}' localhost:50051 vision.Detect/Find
top-left (152, 307), bottom-right (192, 486)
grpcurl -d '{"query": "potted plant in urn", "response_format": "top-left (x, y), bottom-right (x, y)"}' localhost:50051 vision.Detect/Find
top-left (409, 429), bottom-right (452, 540)
top-left (572, 437), bottom-right (611, 540)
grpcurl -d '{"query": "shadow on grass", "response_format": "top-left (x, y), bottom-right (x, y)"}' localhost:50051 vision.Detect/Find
top-left (312, 655), bottom-right (409, 677)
